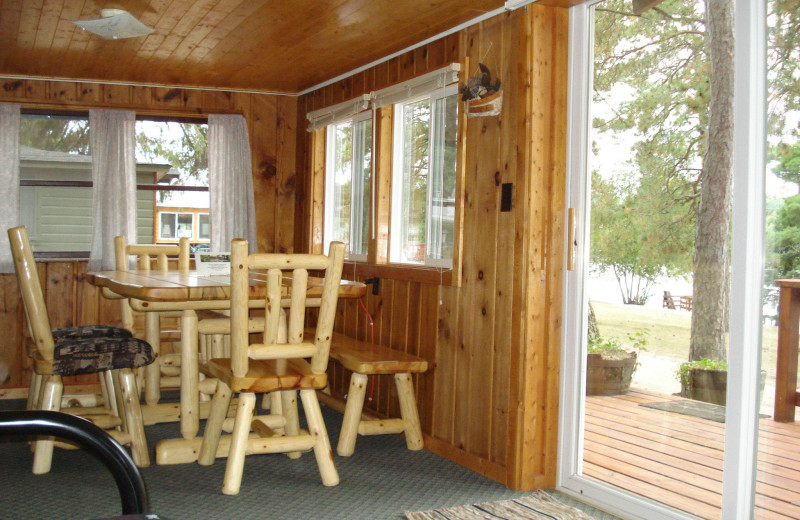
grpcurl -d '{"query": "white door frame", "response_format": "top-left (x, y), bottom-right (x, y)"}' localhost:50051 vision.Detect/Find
top-left (557, 1), bottom-right (767, 519)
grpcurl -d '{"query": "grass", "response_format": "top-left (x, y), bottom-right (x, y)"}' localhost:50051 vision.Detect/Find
top-left (591, 300), bottom-right (779, 373)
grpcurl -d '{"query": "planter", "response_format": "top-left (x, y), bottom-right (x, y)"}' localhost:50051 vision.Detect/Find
top-left (683, 368), bottom-right (767, 406)
top-left (586, 351), bottom-right (637, 396)
top-left (466, 90), bottom-right (503, 117)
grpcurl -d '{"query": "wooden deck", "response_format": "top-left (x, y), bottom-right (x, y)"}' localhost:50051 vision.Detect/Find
top-left (584, 389), bottom-right (800, 519)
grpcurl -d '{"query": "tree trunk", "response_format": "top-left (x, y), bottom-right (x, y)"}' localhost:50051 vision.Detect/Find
top-left (689, 0), bottom-right (735, 363)
top-left (588, 302), bottom-right (600, 345)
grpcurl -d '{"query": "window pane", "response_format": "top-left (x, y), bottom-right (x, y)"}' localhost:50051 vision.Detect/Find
top-left (395, 98), bottom-right (431, 264)
top-left (198, 213), bottom-right (210, 240)
top-left (160, 213), bottom-right (176, 239)
top-left (427, 93), bottom-right (458, 261)
top-left (136, 120), bottom-right (209, 245)
top-left (177, 213), bottom-right (193, 238)
top-left (19, 115), bottom-right (92, 251)
top-left (391, 89), bottom-right (457, 266)
top-left (350, 118), bottom-right (372, 257)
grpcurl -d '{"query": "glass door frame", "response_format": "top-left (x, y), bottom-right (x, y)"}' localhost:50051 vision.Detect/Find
top-left (557, 1), bottom-right (766, 518)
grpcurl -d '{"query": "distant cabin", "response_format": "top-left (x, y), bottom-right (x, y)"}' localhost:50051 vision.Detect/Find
top-left (20, 145), bottom-right (173, 252)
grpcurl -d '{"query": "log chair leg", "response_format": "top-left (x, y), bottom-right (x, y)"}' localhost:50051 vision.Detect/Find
top-left (198, 381), bottom-right (233, 466)
top-left (32, 376), bottom-right (63, 474)
top-left (395, 373), bottom-right (423, 451)
top-left (27, 372), bottom-right (42, 411)
top-left (337, 372), bottom-right (367, 456)
top-left (281, 390), bottom-right (301, 459)
top-left (118, 368), bottom-right (150, 468)
top-left (300, 388), bottom-right (339, 486)
top-left (222, 392), bottom-right (255, 495)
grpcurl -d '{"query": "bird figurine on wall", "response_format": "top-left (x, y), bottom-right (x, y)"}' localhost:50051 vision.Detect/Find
top-left (460, 63), bottom-right (501, 101)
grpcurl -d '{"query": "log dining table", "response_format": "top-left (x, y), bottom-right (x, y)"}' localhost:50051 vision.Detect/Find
top-left (86, 268), bottom-right (366, 464)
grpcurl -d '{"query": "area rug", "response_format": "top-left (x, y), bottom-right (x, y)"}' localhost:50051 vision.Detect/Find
top-left (404, 491), bottom-right (595, 520)
top-left (640, 399), bottom-right (728, 422)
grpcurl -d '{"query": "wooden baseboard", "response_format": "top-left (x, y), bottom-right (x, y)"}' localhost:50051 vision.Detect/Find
top-left (423, 434), bottom-right (509, 487)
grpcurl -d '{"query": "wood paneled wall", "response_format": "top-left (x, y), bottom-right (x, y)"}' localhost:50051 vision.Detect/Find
top-left (0, 79), bottom-right (297, 389)
top-left (297, 7), bottom-right (569, 491)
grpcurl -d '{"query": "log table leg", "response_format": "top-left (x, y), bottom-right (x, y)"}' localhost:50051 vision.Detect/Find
top-left (775, 283), bottom-right (800, 422)
top-left (180, 309), bottom-right (199, 439)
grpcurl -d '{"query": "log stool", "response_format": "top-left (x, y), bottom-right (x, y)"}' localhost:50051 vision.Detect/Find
top-left (324, 331), bottom-right (428, 456)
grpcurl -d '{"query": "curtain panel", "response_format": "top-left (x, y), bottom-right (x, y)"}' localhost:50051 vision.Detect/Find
top-left (0, 104), bottom-right (21, 273)
top-left (208, 114), bottom-right (257, 253)
top-left (88, 109), bottom-right (137, 271)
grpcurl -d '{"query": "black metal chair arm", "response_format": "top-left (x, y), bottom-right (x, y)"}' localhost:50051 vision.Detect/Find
top-left (0, 410), bottom-right (149, 516)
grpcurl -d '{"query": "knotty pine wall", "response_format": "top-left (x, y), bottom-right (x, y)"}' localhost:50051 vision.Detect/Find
top-left (0, 79), bottom-right (297, 392)
top-left (298, 6), bottom-right (568, 491)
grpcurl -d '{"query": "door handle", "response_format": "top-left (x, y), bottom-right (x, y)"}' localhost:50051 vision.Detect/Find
top-left (567, 207), bottom-right (576, 271)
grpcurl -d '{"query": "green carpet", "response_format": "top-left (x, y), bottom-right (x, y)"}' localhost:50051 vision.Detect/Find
top-left (0, 400), bottom-right (615, 520)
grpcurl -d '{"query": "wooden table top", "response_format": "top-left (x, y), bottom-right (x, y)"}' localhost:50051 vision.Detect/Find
top-left (86, 270), bottom-right (366, 302)
top-left (775, 279), bottom-right (800, 289)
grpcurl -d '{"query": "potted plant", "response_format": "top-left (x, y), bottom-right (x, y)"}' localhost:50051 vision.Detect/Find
top-left (676, 358), bottom-right (767, 406)
top-left (586, 330), bottom-right (648, 396)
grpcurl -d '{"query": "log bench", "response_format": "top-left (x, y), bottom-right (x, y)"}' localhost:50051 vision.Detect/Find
top-left (319, 331), bottom-right (428, 456)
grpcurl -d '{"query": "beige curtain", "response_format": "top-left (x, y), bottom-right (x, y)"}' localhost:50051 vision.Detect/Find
top-left (208, 114), bottom-right (257, 253)
top-left (88, 109), bottom-right (137, 270)
top-left (0, 104), bottom-right (21, 273)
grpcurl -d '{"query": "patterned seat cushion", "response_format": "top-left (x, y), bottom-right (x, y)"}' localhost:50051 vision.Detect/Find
top-left (52, 336), bottom-right (154, 376)
top-left (52, 325), bottom-right (132, 342)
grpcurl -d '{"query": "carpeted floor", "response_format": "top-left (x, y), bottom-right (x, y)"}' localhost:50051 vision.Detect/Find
top-left (0, 398), bottom-right (619, 520)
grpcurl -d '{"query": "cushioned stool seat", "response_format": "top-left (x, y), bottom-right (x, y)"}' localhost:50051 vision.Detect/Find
top-left (50, 337), bottom-right (154, 376)
top-left (52, 325), bottom-right (133, 342)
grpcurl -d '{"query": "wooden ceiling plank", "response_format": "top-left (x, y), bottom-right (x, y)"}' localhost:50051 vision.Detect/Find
top-left (0, 0), bottom-right (505, 93)
top-left (15, 0), bottom-right (42, 50)
top-left (194, 2), bottom-right (273, 63)
top-left (163, 0), bottom-right (225, 64)
top-left (182, 0), bottom-right (249, 64)
top-left (0, 0), bottom-right (23, 69)
top-left (32, 0), bottom-right (62, 50)
top-left (51, 1), bottom-right (87, 50)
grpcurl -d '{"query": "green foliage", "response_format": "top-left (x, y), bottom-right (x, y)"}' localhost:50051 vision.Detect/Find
top-left (20, 117), bottom-right (90, 154)
top-left (590, 0), bottom-right (702, 306)
top-left (136, 122), bottom-right (208, 203)
top-left (587, 328), bottom-right (649, 354)
top-left (136, 122), bottom-right (207, 182)
top-left (675, 357), bottom-right (728, 391)
top-left (766, 194), bottom-right (800, 285)
top-left (590, 169), bottom-right (694, 305)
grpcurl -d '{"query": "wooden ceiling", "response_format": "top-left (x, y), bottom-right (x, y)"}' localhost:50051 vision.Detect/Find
top-left (0, 0), bottom-right (505, 94)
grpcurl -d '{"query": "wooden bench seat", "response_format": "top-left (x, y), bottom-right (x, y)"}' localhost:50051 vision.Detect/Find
top-left (322, 331), bottom-right (428, 456)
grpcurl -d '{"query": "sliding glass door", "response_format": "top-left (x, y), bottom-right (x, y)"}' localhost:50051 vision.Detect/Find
top-left (558, 0), bottom-right (768, 518)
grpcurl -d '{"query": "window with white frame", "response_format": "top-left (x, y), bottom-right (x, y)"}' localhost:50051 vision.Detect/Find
top-left (324, 111), bottom-right (372, 260)
top-left (159, 212), bottom-right (194, 239)
top-left (391, 84), bottom-right (458, 267)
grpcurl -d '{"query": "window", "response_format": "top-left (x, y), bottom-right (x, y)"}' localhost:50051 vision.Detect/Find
top-left (391, 85), bottom-right (458, 267)
top-left (324, 111), bottom-right (372, 260)
top-left (198, 213), bottom-right (210, 240)
top-left (136, 119), bottom-right (210, 247)
top-left (159, 212), bottom-right (194, 239)
top-left (18, 112), bottom-right (209, 255)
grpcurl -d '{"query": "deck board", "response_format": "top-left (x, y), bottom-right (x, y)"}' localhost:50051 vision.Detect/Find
top-left (584, 389), bottom-right (800, 519)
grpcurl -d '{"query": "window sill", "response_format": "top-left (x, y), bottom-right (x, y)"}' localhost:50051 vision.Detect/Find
top-left (343, 260), bottom-right (453, 286)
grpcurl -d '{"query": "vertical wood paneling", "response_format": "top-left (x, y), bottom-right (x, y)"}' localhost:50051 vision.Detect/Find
top-left (250, 94), bottom-right (278, 252)
top-left (491, 11), bottom-right (519, 468)
top-left (294, 6), bottom-right (569, 491)
top-left (276, 97), bottom-right (297, 254)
